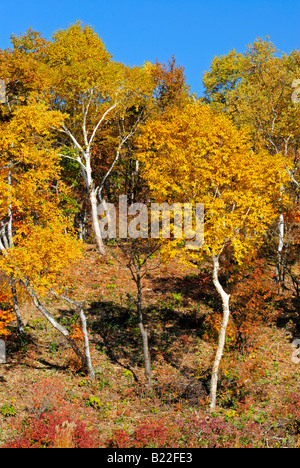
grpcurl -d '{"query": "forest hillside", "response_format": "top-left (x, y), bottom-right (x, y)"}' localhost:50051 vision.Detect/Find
top-left (0, 24), bottom-right (299, 448)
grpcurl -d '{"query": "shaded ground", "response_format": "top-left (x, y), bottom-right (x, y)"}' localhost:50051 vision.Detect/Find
top-left (0, 245), bottom-right (299, 447)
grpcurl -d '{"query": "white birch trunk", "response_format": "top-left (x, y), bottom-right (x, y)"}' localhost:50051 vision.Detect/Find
top-left (26, 283), bottom-right (95, 380)
top-left (137, 274), bottom-right (152, 387)
top-left (78, 305), bottom-right (95, 381)
top-left (89, 186), bottom-right (106, 255)
top-left (276, 213), bottom-right (285, 291)
top-left (209, 253), bottom-right (231, 412)
top-left (84, 151), bottom-right (106, 255)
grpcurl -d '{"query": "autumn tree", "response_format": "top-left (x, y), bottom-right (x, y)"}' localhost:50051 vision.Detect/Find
top-left (203, 39), bottom-right (300, 291)
top-left (147, 55), bottom-right (190, 111)
top-left (113, 238), bottom-right (162, 387)
top-left (31, 22), bottom-right (154, 254)
top-left (0, 23), bottom-right (155, 254)
top-left (0, 99), bottom-right (95, 379)
top-left (138, 101), bottom-right (288, 410)
top-left (0, 30), bottom-right (55, 333)
top-left (0, 28), bottom-right (50, 118)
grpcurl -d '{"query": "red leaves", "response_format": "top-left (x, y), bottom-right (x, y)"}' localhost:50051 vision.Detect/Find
top-left (3, 413), bottom-right (98, 448)
top-left (230, 258), bottom-right (281, 350)
top-left (106, 419), bottom-right (181, 448)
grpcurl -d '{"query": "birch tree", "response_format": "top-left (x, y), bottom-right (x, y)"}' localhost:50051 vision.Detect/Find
top-left (138, 101), bottom-right (288, 410)
top-left (38, 22), bottom-right (154, 254)
top-left (203, 39), bottom-right (300, 291)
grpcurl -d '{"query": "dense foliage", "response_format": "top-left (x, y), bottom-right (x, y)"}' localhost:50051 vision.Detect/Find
top-left (0, 24), bottom-right (299, 448)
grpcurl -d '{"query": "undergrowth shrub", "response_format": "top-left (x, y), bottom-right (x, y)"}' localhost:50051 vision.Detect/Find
top-left (230, 258), bottom-right (281, 351)
top-left (29, 377), bottom-right (66, 418)
top-left (106, 419), bottom-right (181, 448)
top-left (2, 412), bottom-right (99, 448)
top-left (283, 392), bottom-right (300, 429)
top-left (178, 416), bottom-right (260, 448)
top-left (106, 416), bottom-right (266, 448)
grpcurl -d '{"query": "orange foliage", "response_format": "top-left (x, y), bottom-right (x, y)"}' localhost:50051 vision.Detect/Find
top-left (230, 258), bottom-right (281, 350)
top-left (0, 291), bottom-right (14, 337)
top-left (0, 309), bottom-right (14, 337)
top-left (70, 324), bottom-right (84, 343)
top-left (294, 211), bottom-right (300, 223)
top-left (203, 313), bottom-right (236, 346)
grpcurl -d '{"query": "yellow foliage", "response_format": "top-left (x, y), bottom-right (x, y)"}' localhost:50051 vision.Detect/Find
top-left (138, 101), bottom-right (289, 262)
top-left (0, 97), bottom-right (83, 295)
top-left (1, 220), bottom-right (82, 295)
top-left (43, 22), bottom-right (155, 139)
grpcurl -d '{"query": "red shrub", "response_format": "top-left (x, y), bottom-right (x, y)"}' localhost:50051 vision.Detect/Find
top-left (106, 429), bottom-right (132, 448)
top-left (133, 420), bottom-right (180, 448)
top-left (106, 419), bottom-right (181, 448)
top-left (2, 412), bottom-right (99, 448)
top-left (230, 258), bottom-right (281, 350)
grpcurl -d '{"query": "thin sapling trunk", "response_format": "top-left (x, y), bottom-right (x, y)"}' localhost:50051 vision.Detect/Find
top-left (10, 277), bottom-right (25, 335)
top-left (209, 253), bottom-right (231, 412)
top-left (136, 270), bottom-right (152, 387)
top-left (25, 283), bottom-right (95, 380)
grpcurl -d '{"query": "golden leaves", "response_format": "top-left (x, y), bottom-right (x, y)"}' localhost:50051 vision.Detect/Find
top-left (138, 100), bottom-right (288, 262)
top-left (203, 39), bottom-right (300, 153)
top-left (0, 310), bottom-right (14, 337)
top-left (2, 220), bottom-right (82, 294)
top-left (0, 98), bottom-right (82, 295)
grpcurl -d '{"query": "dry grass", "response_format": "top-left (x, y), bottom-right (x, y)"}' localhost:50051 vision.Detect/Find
top-left (0, 245), bottom-right (299, 447)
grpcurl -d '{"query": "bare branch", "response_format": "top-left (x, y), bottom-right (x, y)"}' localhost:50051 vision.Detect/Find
top-left (88, 101), bottom-right (119, 148)
top-left (60, 125), bottom-right (84, 153)
top-left (82, 89), bottom-right (94, 147)
top-left (97, 109), bottom-right (145, 199)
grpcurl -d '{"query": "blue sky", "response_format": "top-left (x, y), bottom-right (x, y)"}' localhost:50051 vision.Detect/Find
top-left (0, 0), bottom-right (299, 96)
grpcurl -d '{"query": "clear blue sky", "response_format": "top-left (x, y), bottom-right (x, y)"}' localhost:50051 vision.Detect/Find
top-left (0, 0), bottom-right (299, 96)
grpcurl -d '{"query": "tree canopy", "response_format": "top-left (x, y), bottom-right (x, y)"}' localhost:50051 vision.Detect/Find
top-left (0, 24), bottom-right (299, 417)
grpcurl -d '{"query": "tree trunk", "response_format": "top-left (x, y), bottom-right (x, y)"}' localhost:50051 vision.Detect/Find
top-left (78, 305), bottom-right (95, 381)
top-left (25, 283), bottom-right (95, 380)
top-left (10, 277), bottom-right (25, 334)
top-left (136, 272), bottom-right (152, 387)
top-left (276, 213), bottom-right (285, 293)
top-left (85, 152), bottom-right (106, 256)
top-left (90, 187), bottom-right (106, 256)
top-left (138, 320), bottom-right (152, 387)
top-left (209, 253), bottom-right (231, 412)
